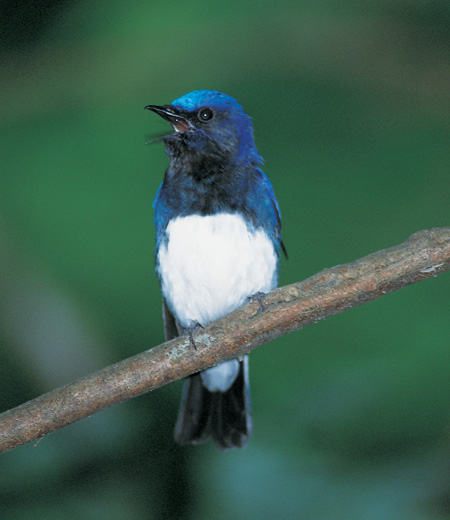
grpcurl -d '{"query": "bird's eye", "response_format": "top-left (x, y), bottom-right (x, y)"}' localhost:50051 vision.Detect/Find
top-left (197, 107), bottom-right (214, 123)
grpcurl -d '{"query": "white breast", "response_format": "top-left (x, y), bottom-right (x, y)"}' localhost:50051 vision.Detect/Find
top-left (157, 213), bottom-right (277, 329)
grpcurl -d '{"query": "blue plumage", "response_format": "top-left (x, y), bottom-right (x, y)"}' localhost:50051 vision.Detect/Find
top-left (146, 90), bottom-right (283, 450)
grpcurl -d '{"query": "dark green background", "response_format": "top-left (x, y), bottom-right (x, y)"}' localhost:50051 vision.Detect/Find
top-left (1, 1), bottom-right (450, 518)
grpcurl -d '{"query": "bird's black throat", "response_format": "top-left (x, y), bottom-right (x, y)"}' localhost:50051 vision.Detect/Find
top-left (162, 151), bottom-right (254, 218)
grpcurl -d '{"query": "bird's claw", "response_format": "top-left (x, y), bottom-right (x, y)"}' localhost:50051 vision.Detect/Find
top-left (186, 321), bottom-right (204, 351)
top-left (249, 291), bottom-right (267, 312)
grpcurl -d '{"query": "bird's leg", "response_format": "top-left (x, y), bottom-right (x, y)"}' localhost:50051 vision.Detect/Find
top-left (249, 291), bottom-right (267, 313)
top-left (185, 321), bottom-right (205, 351)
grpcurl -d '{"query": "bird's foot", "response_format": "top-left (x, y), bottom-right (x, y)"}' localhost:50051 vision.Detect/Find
top-left (249, 291), bottom-right (267, 312)
top-left (185, 321), bottom-right (205, 351)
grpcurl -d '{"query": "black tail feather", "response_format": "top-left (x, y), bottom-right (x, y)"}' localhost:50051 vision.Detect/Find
top-left (174, 358), bottom-right (253, 451)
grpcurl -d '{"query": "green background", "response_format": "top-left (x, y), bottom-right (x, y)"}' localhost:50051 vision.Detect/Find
top-left (1, 1), bottom-right (450, 518)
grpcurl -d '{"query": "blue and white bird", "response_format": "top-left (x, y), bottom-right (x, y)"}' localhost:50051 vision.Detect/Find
top-left (146, 90), bottom-right (284, 450)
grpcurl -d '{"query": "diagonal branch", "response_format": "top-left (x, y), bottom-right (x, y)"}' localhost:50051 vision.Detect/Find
top-left (1, 227), bottom-right (449, 455)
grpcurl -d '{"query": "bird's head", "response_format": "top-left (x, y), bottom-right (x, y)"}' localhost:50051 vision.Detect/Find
top-left (146, 90), bottom-right (262, 167)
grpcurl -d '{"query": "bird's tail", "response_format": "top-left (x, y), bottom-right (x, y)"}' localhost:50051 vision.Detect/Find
top-left (174, 357), bottom-right (253, 451)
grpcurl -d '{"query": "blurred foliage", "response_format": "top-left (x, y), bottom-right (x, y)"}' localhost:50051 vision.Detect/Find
top-left (1, 0), bottom-right (450, 518)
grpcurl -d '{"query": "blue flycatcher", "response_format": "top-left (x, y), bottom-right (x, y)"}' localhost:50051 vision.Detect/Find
top-left (146, 90), bottom-right (284, 450)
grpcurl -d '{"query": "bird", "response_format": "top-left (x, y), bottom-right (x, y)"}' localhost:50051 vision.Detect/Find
top-left (146, 90), bottom-right (284, 450)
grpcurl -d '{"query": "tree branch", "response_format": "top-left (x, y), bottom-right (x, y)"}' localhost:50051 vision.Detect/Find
top-left (1, 227), bottom-right (449, 455)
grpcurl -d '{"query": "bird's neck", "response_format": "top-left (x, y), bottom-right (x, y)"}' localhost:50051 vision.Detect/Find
top-left (169, 152), bottom-right (229, 182)
top-left (162, 158), bottom-right (252, 217)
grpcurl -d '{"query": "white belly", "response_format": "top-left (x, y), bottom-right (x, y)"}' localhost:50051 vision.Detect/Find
top-left (157, 213), bottom-right (277, 329)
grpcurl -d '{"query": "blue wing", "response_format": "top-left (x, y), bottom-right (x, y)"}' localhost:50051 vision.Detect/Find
top-left (153, 181), bottom-right (175, 253)
top-left (247, 168), bottom-right (284, 258)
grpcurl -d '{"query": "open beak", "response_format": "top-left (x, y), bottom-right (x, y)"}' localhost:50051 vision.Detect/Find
top-left (145, 104), bottom-right (191, 133)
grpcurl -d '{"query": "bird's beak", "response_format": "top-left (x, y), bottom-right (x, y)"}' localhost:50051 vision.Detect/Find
top-left (145, 104), bottom-right (191, 133)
